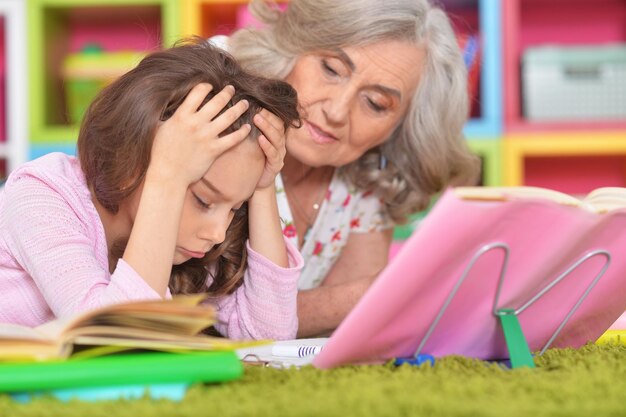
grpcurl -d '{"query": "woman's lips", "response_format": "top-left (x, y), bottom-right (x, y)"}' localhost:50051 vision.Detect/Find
top-left (306, 121), bottom-right (338, 145)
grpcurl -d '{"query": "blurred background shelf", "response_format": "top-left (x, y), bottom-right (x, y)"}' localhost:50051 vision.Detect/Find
top-left (27, 0), bottom-right (181, 154)
top-left (502, 133), bottom-right (626, 194)
top-left (2, 0), bottom-right (625, 251)
top-left (0, 0), bottom-right (27, 177)
top-left (503, 0), bottom-right (626, 133)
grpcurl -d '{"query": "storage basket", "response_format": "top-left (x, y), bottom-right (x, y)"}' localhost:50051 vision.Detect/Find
top-left (522, 44), bottom-right (626, 121)
top-left (63, 45), bottom-right (144, 124)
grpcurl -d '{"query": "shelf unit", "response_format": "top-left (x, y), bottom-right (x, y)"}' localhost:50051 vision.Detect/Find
top-left (502, 0), bottom-right (626, 194)
top-left (446, 0), bottom-right (502, 140)
top-left (468, 139), bottom-right (502, 186)
top-left (503, 133), bottom-right (626, 194)
top-left (181, 0), bottom-right (503, 188)
top-left (0, 0), bottom-right (27, 178)
top-left (503, 0), bottom-right (626, 134)
top-left (181, 0), bottom-right (289, 39)
top-left (27, 0), bottom-right (181, 159)
top-left (6, 0), bottom-right (623, 228)
top-left (448, 0), bottom-right (503, 189)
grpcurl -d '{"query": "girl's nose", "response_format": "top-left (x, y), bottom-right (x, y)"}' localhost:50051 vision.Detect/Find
top-left (199, 212), bottom-right (230, 246)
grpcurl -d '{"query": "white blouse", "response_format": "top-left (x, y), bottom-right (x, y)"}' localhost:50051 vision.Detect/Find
top-left (275, 172), bottom-right (393, 290)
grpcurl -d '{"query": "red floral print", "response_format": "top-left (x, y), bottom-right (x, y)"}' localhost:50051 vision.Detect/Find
top-left (283, 224), bottom-right (297, 238)
top-left (312, 241), bottom-right (324, 256)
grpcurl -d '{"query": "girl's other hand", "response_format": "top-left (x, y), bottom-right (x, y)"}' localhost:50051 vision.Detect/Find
top-left (254, 108), bottom-right (287, 189)
top-left (149, 83), bottom-right (251, 186)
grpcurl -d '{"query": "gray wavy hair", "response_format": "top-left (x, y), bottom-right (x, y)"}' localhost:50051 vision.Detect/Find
top-left (230, 0), bottom-right (481, 223)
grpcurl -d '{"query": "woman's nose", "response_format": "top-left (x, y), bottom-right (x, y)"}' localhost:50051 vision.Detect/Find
top-left (322, 87), bottom-right (352, 125)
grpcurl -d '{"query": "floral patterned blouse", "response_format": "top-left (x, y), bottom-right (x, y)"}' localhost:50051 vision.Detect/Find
top-left (275, 171), bottom-right (393, 290)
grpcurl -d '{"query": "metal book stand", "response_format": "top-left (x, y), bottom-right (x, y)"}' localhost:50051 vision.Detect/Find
top-left (412, 242), bottom-right (611, 368)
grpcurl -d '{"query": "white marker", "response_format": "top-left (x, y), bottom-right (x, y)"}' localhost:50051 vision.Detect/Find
top-left (271, 345), bottom-right (323, 358)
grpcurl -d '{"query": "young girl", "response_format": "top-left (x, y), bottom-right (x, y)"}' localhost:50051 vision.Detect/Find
top-left (0, 39), bottom-right (303, 340)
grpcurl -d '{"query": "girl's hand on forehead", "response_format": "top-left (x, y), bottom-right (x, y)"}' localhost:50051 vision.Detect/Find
top-left (149, 83), bottom-right (251, 186)
top-left (254, 108), bottom-right (287, 189)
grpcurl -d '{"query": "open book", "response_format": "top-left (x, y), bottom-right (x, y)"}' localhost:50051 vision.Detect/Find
top-left (0, 294), bottom-right (246, 361)
top-left (454, 186), bottom-right (626, 213)
top-left (314, 186), bottom-right (626, 368)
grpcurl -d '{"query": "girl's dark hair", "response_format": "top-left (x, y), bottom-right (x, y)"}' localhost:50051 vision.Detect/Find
top-left (77, 37), bottom-right (300, 297)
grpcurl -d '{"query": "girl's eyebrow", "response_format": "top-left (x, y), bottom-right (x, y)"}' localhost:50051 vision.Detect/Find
top-left (332, 48), bottom-right (402, 100)
top-left (200, 177), bottom-right (255, 202)
top-left (200, 178), bottom-right (226, 198)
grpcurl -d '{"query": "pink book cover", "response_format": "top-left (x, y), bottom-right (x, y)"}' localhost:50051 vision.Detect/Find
top-left (314, 188), bottom-right (626, 369)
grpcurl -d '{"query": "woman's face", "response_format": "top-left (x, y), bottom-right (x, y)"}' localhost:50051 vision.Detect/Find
top-left (284, 39), bottom-right (425, 168)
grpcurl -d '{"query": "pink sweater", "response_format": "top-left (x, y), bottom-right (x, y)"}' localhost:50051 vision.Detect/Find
top-left (0, 153), bottom-right (303, 340)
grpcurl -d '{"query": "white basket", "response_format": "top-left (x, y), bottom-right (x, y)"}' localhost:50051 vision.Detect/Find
top-left (522, 44), bottom-right (626, 121)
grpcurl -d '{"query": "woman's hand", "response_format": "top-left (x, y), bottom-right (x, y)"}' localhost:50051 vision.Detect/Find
top-left (254, 108), bottom-right (287, 189)
top-left (149, 83), bottom-right (251, 186)
top-left (296, 228), bottom-right (394, 337)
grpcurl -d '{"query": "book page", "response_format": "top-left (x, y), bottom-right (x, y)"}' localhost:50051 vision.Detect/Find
top-left (69, 309), bottom-right (215, 335)
top-left (69, 327), bottom-right (262, 351)
top-left (35, 319), bottom-right (69, 340)
top-left (454, 186), bottom-right (595, 211)
top-left (0, 323), bottom-right (49, 341)
top-left (0, 323), bottom-right (64, 361)
top-left (57, 293), bottom-right (215, 338)
top-left (2, 295), bottom-right (218, 361)
top-left (583, 187), bottom-right (626, 213)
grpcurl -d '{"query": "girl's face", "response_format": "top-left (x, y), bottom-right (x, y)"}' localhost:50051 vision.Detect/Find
top-left (284, 39), bottom-right (425, 168)
top-left (174, 139), bottom-right (264, 265)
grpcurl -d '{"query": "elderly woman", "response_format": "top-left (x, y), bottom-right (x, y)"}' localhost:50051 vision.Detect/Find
top-left (226, 0), bottom-right (481, 337)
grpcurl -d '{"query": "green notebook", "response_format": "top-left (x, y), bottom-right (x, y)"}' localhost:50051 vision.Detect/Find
top-left (0, 350), bottom-right (242, 393)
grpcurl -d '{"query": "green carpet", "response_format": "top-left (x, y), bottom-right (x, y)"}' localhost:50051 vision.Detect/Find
top-left (1, 343), bottom-right (625, 417)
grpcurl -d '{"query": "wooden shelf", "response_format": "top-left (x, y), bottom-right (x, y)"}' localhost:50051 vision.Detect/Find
top-left (459, 0), bottom-right (502, 139)
top-left (16, 0), bottom-right (626, 208)
top-left (27, 0), bottom-right (180, 145)
top-left (468, 138), bottom-right (502, 186)
top-left (502, 132), bottom-right (626, 193)
top-left (181, 0), bottom-right (288, 38)
top-left (503, 0), bottom-right (626, 132)
top-left (0, 0), bottom-right (27, 177)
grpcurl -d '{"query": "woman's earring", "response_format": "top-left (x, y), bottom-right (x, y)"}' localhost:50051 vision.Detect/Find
top-left (379, 153), bottom-right (388, 170)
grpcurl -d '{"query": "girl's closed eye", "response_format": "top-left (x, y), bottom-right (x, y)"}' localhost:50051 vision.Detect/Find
top-left (192, 192), bottom-right (211, 209)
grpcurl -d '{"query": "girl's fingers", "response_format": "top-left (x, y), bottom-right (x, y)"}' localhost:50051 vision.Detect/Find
top-left (258, 135), bottom-right (278, 158)
top-left (260, 108), bottom-right (284, 131)
top-left (259, 135), bottom-right (283, 171)
top-left (178, 83), bottom-right (214, 115)
top-left (253, 111), bottom-right (283, 144)
top-left (211, 123), bottom-right (252, 153)
top-left (197, 85), bottom-right (237, 120)
top-left (207, 99), bottom-right (250, 135)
